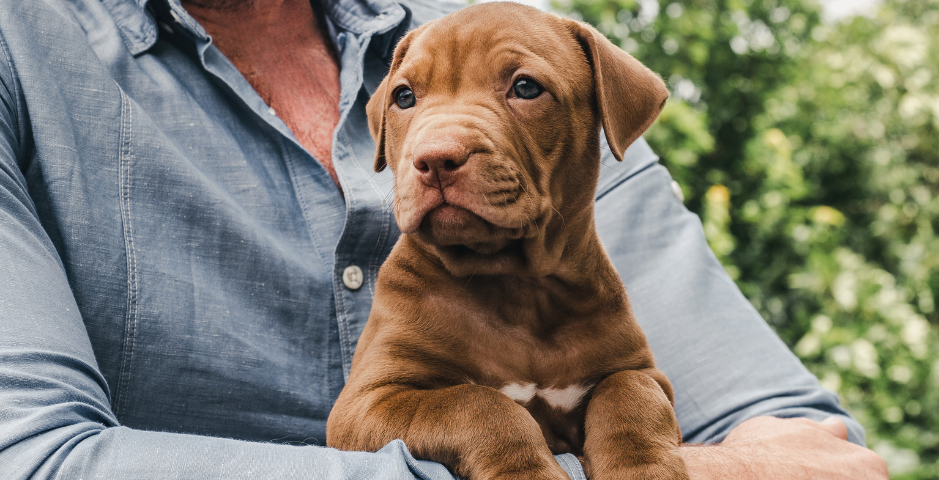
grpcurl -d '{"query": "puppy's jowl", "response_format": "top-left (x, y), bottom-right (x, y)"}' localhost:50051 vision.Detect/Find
top-left (327, 3), bottom-right (688, 479)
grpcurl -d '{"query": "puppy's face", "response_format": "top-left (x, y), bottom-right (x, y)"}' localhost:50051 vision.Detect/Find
top-left (368, 3), bottom-right (668, 277)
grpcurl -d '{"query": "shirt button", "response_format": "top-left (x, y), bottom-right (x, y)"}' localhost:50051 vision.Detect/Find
top-left (342, 265), bottom-right (364, 290)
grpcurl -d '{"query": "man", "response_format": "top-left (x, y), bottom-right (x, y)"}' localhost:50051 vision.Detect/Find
top-left (0, 0), bottom-right (887, 478)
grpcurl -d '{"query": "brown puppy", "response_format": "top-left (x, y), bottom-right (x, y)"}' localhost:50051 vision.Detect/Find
top-left (326, 3), bottom-right (687, 479)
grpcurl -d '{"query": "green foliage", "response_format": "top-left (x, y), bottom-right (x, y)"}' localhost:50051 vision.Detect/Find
top-left (555, 0), bottom-right (939, 477)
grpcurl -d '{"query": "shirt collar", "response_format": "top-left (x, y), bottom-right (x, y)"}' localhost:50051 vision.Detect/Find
top-left (99, 0), bottom-right (409, 57)
top-left (99, 0), bottom-right (159, 55)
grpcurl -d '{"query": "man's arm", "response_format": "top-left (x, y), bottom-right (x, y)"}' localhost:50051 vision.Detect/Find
top-left (594, 138), bottom-right (887, 478)
top-left (682, 416), bottom-right (887, 479)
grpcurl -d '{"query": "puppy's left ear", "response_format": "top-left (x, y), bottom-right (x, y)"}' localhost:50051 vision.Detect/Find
top-left (567, 21), bottom-right (669, 161)
top-left (367, 28), bottom-right (420, 172)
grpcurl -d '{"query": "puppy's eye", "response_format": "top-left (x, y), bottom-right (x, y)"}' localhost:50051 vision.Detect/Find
top-left (512, 78), bottom-right (543, 99)
top-left (396, 87), bottom-right (416, 109)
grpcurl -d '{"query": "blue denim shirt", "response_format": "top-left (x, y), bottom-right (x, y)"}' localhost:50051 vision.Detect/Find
top-left (0, 0), bottom-right (862, 478)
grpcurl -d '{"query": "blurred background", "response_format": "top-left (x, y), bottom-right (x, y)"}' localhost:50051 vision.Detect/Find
top-left (469, 0), bottom-right (938, 477)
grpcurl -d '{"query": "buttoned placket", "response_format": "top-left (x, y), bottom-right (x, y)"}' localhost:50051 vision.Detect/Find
top-left (329, 15), bottom-right (407, 380)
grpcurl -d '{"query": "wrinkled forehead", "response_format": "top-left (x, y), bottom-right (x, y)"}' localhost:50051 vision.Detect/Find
top-left (393, 5), bottom-right (590, 93)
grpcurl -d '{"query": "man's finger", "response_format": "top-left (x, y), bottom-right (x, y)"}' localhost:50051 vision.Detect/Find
top-left (817, 416), bottom-right (849, 440)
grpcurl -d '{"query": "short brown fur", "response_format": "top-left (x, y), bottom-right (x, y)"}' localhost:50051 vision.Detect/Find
top-left (327, 3), bottom-right (687, 479)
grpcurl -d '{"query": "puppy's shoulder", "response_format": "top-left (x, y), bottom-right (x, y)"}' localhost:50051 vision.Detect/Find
top-left (375, 239), bottom-right (448, 295)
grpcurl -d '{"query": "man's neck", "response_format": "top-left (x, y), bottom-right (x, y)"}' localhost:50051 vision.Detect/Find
top-left (182, 0), bottom-right (322, 47)
top-left (182, 0), bottom-right (345, 189)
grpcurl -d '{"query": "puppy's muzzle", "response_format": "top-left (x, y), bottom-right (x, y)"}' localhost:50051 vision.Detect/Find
top-left (411, 137), bottom-right (470, 190)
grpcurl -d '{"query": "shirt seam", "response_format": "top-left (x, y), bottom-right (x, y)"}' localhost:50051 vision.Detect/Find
top-left (556, 453), bottom-right (587, 480)
top-left (115, 89), bottom-right (139, 420)
top-left (595, 161), bottom-right (659, 201)
top-left (0, 24), bottom-right (24, 156)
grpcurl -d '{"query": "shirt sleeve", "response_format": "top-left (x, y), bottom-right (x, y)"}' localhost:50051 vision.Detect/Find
top-left (594, 138), bottom-right (866, 446)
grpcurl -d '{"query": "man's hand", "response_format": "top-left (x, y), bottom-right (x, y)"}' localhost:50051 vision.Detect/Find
top-left (681, 416), bottom-right (889, 479)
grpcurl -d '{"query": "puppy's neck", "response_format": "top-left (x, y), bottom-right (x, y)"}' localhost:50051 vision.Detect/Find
top-left (403, 217), bottom-right (623, 324)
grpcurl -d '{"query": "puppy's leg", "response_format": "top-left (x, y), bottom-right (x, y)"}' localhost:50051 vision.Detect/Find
top-left (328, 384), bottom-right (569, 480)
top-left (582, 369), bottom-right (689, 480)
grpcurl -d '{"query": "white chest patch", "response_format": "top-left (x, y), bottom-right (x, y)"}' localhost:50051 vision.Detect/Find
top-left (500, 382), bottom-right (538, 403)
top-left (499, 382), bottom-right (591, 413)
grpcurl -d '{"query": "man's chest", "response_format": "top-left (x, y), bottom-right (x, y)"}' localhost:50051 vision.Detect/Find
top-left (7, 1), bottom-right (397, 439)
top-left (222, 38), bottom-right (344, 185)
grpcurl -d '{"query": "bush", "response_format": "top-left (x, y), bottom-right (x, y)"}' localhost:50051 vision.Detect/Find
top-left (555, 0), bottom-right (939, 477)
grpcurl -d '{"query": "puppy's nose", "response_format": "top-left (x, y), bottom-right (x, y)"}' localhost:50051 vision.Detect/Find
top-left (412, 140), bottom-right (468, 189)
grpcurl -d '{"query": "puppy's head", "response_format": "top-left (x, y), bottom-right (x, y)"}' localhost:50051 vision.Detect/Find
top-left (368, 3), bottom-right (667, 277)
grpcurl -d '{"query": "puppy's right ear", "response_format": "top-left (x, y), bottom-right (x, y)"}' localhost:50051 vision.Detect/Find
top-left (367, 29), bottom-right (418, 173)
